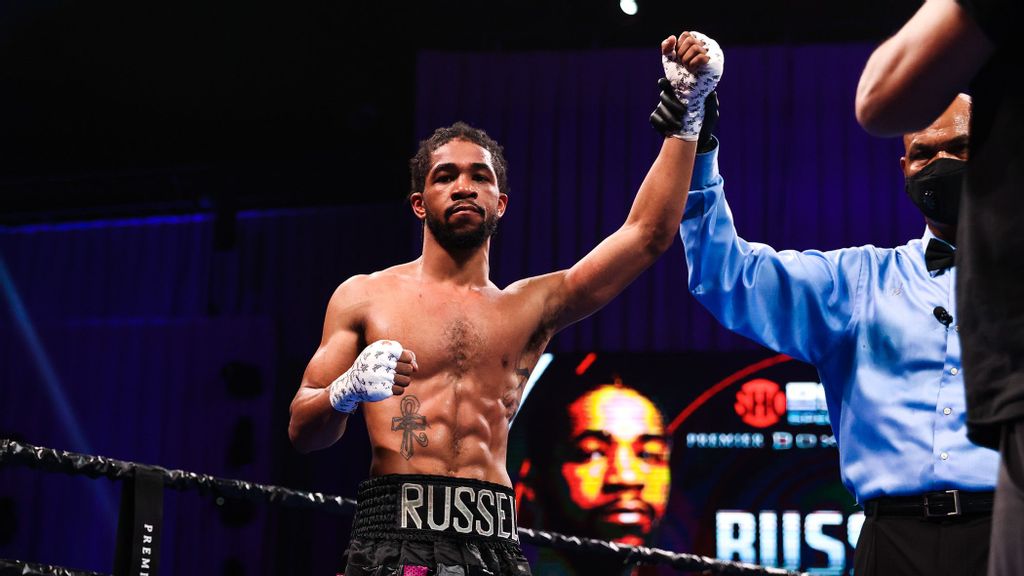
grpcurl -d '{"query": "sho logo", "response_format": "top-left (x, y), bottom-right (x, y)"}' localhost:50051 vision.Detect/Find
top-left (734, 379), bottom-right (786, 428)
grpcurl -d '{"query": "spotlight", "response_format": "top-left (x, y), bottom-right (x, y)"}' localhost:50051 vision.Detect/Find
top-left (619, 0), bottom-right (638, 16)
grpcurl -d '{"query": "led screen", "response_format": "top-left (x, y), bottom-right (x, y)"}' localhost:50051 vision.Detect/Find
top-left (509, 350), bottom-right (860, 575)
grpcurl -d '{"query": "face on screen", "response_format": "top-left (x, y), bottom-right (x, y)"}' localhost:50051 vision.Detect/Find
top-left (552, 384), bottom-right (671, 546)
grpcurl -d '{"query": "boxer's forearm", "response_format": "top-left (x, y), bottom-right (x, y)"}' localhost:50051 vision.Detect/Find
top-left (624, 29), bottom-right (721, 252)
top-left (288, 386), bottom-right (350, 453)
top-left (624, 137), bottom-right (697, 255)
top-left (289, 339), bottom-right (412, 453)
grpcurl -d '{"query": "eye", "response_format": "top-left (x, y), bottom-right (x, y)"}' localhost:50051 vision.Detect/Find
top-left (908, 144), bottom-right (934, 161)
top-left (434, 174), bottom-right (454, 183)
top-left (473, 174), bottom-right (490, 182)
top-left (638, 450), bottom-right (667, 463)
top-left (571, 439), bottom-right (609, 462)
top-left (568, 448), bottom-right (606, 462)
top-left (946, 142), bottom-right (968, 158)
top-left (638, 441), bottom-right (669, 463)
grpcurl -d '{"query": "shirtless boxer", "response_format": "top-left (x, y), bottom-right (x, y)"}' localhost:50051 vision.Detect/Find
top-left (288, 31), bottom-right (723, 575)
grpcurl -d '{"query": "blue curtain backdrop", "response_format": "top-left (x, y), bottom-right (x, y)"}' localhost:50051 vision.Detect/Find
top-left (0, 43), bottom-right (914, 574)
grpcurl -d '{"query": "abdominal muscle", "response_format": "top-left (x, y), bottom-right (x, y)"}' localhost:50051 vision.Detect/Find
top-left (362, 373), bottom-right (515, 487)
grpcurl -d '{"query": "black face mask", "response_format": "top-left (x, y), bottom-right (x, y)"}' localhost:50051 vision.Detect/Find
top-left (905, 157), bottom-right (966, 226)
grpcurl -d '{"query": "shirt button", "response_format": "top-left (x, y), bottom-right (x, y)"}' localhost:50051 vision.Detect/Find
top-left (950, 367), bottom-right (959, 375)
top-left (943, 407), bottom-right (952, 415)
top-left (955, 325), bottom-right (960, 332)
top-left (940, 452), bottom-right (949, 460)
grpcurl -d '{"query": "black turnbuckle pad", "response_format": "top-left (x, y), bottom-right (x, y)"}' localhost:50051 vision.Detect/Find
top-left (113, 466), bottom-right (164, 576)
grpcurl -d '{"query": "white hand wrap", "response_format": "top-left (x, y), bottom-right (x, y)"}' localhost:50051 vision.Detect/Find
top-left (662, 31), bottom-right (724, 141)
top-left (328, 339), bottom-right (404, 413)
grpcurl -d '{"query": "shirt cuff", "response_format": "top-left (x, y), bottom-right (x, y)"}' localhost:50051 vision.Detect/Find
top-left (692, 136), bottom-right (720, 190)
top-left (683, 137), bottom-right (720, 220)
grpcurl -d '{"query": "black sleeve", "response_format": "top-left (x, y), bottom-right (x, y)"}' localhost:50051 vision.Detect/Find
top-left (957, 0), bottom-right (1015, 48)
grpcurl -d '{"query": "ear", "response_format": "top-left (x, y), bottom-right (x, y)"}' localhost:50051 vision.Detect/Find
top-left (899, 156), bottom-right (908, 178)
top-left (410, 192), bottom-right (426, 221)
top-left (496, 193), bottom-right (508, 218)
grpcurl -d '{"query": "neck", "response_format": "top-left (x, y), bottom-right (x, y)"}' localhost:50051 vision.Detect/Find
top-left (927, 220), bottom-right (957, 245)
top-left (419, 232), bottom-right (492, 286)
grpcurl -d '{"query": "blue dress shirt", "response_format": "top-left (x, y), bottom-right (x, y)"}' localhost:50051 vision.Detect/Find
top-left (680, 143), bottom-right (999, 503)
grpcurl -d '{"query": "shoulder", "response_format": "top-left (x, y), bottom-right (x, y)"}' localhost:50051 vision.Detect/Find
top-left (890, 237), bottom-right (926, 263)
top-left (812, 244), bottom-right (894, 278)
top-left (326, 264), bottom-right (416, 315)
top-left (826, 242), bottom-right (905, 261)
top-left (503, 271), bottom-right (566, 300)
top-left (501, 272), bottom-right (568, 327)
top-left (328, 274), bottom-right (373, 303)
top-left (333, 263), bottom-right (416, 297)
top-left (829, 240), bottom-right (924, 275)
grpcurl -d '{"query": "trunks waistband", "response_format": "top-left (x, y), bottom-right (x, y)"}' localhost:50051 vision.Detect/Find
top-left (351, 474), bottom-right (520, 544)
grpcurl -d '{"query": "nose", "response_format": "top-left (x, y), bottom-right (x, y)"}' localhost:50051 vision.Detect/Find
top-left (451, 189), bottom-right (477, 201)
top-left (450, 175), bottom-right (478, 200)
top-left (605, 444), bottom-right (643, 490)
top-left (933, 150), bottom-right (960, 162)
top-left (924, 150), bottom-right (967, 169)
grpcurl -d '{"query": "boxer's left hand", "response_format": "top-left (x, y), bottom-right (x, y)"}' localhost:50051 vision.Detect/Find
top-left (661, 31), bottom-right (724, 141)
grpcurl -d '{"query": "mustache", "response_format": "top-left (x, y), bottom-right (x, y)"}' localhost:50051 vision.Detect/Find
top-left (591, 499), bottom-right (658, 520)
top-left (445, 202), bottom-right (485, 219)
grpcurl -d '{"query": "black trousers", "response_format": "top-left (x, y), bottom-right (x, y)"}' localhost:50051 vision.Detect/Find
top-left (853, 512), bottom-right (991, 576)
top-left (989, 421), bottom-right (1024, 576)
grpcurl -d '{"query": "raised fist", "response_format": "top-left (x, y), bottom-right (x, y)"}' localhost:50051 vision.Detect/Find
top-left (660, 31), bottom-right (723, 141)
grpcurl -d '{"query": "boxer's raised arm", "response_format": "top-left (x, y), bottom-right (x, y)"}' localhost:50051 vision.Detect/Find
top-left (546, 32), bottom-right (723, 331)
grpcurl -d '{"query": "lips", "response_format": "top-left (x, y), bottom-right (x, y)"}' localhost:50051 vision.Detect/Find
top-left (597, 501), bottom-right (655, 527)
top-left (446, 203), bottom-right (484, 219)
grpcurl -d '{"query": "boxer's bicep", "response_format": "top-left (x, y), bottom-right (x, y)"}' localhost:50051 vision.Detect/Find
top-left (302, 327), bottom-right (361, 392)
top-left (547, 226), bottom-right (660, 330)
top-left (302, 278), bottom-right (368, 391)
top-left (289, 279), bottom-right (371, 451)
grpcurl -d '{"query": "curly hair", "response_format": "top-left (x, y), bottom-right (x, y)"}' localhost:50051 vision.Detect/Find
top-left (408, 122), bottom-right (509, 198)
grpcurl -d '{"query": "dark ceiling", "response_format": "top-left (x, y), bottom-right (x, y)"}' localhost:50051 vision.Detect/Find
top-left (0, 1), bottom-right (920, 224)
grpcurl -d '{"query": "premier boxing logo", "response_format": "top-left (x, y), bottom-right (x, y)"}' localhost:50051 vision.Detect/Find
top-left (400, 482), bottom-right (519, 543)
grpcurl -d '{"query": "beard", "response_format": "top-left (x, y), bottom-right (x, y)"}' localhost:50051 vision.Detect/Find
top-left (529, 481), bottom-right (659, 547)
top-left (424, 203), bottom-right (500, 251)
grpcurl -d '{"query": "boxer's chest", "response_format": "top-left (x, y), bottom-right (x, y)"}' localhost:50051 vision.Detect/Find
top-left (363, 288), bottom-right (539, 378)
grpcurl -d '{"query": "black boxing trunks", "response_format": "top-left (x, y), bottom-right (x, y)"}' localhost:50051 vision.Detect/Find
top-left (342, 474), bottom-right (532, 576)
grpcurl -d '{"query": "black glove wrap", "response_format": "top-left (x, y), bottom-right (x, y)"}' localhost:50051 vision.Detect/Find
top-left (649, 78), bottom-right (719, 153)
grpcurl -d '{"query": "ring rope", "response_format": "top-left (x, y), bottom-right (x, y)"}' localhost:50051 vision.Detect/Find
top-left (0, 557), bottom-right (106, 576)
top-left (0, 439), bottom-right (807, 576)
top-left (0, 439), bottom-right (356, 514)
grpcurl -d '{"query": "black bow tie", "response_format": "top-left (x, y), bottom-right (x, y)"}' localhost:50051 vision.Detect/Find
top-left (925, 238), bottom-right (956, 272)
